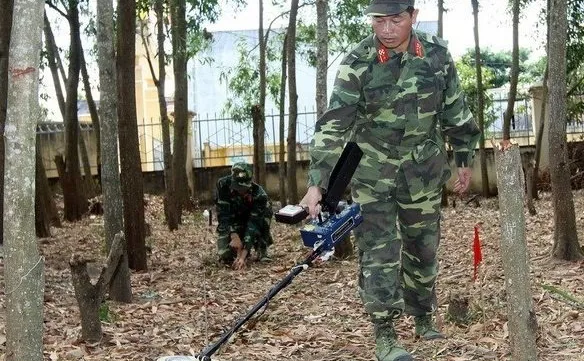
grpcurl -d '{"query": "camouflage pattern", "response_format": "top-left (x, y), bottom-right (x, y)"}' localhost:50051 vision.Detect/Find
top-left (365, 0), bottom-right (415, 16)
top-left (307, 30), bottom-right (480, 324)
top-left (215, 175), bottom-right (273, 263)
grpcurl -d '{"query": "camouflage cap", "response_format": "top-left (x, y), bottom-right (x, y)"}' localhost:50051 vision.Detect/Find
top-left (365, 0), bottom-right (415, 16)
top-left (231, 162), bottom-right (253, 190)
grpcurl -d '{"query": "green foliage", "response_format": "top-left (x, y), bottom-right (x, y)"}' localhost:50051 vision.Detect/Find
top-left (296, 0), bottom-right (370, 66)
top-left (136, 0), bottom-right (219, 59)
top-left (567, 0), bottom-right (584, 119)
top-left (219, 37), bottom-right (282, 123)
top-left (455, 60), bottom-right (497, 129)
top-left (99, 302), bottom-right (117, 322)
top-left (459, 48), bottom-right (535, 88)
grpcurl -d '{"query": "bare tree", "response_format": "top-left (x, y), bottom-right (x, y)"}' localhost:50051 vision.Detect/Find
top-left (286, 0), bottom-right (300, 204)
top-left (45, 0), bottom-right (88, 221)
top-left (171, 0), bottom-right (190, 221)
top-left (117, 0), bottom-right (148, 270)
top-left (254, 0), bottom-right (267, 186)
top-left (548, 0), bottom-right (583, 261)
top-left (278, 33), bottom-right (288, 206)
top-left (502, 0), bottom-right (520, 141)
top-left (4, 0), bottom-right (45, 359)
top-left (44, 9), bottom-right (95, 200)
top-left (98, 0), bottom-right (132, 300)
top-left (471, 0), bottom-right (490, 197)
top-left (140, 0), bottom-right (178, 230)
top-left (79, 44), bottom-right (100, 188)
top-left (531, 64), bottom-right (548, 200)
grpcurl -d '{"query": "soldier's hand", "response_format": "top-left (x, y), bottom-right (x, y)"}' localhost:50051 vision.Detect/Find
top-left (233, 249), bottom-right (248, 270)
top-left (299, 186), bottom-right (322, 219)
top-left (229, 233), bottom-right (243, 250)
top-left (454, 167), bottom-right (472, 195)
top-left (232, 256), bottom-right (246, 270)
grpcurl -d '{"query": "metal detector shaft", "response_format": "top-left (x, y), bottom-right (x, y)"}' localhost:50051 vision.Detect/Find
top-left (196, 247), bottom-right (325, 360)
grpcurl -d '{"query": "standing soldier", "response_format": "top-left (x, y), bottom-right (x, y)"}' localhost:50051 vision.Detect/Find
top-left (300, 0), bottom-right (481, 360)
top-left (215, 162), bottom-right (273, 270)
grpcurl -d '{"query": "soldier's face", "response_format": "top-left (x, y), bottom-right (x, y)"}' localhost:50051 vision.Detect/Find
top-left (371, 10), bottom-right (418, 52)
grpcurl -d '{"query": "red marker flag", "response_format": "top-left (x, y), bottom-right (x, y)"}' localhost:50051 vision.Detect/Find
top-left (473, 224), bottom-right (483, 281)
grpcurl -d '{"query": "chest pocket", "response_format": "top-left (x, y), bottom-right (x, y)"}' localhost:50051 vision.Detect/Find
top-left (416, 71), bottom-right (446, 115)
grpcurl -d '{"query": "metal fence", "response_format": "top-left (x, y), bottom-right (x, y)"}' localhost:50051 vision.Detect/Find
top-left (38, 97), bottom-right (584, 174)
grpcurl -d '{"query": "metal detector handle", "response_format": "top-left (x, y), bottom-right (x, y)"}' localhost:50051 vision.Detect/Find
top-left (321, 142), bottom-right (363, 213)
top-left (195, 246), bottom-right (326, 359)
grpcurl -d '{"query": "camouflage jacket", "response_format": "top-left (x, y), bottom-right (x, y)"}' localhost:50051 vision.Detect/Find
top-left (308, 30), bottom-right (481, 190)
top-left (215, 175), bottom-right (271, 250)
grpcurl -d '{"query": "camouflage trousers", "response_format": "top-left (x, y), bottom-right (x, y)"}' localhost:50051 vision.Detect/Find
top-left (351, 146), bottom-right (448, 324)
top-left (217, 216), bottom-right (273, 263)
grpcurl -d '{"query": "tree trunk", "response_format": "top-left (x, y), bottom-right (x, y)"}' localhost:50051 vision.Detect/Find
top-left (35, 140), bottom-right (58, 237)
top-left (79, 44), bottom-right (101, 188)
top-left (525, 158), bottom-right (536, 215)
top-left (278, 33), bottom-right (287, 206)
top-left (155, 0), bottom-right (178, 230)
top-left (97, 0), bottom-right (132, 301)
top-left (548, 0), bottom-right (583, 261)
top-left (286, 0), bottom-right (300, 205)
top-left (437, 0), bottom-right (444, 38)
top-left (4, 0), bottom-right (45, 359)
top-left (78, 125), bottom-right (96, 197)
top-left (494, 145), bottom-right (538, 361)
top-left (256, 0), bottom-right (266, 186)
top-left (472, 0), bottom-right (490, 197)
top-left (502, 0), bottom-right (520, 141)
top-left (315, 0), bottom-right (328, 117)
top-left (138, 3), bottom-right (178, 230)
top-left (252, 104), bottom-right (264, 184)
top-left (43, 12), bottom-right (66, 118)
top-left (532, 64), bottom-right (548, 200)
top-left (117, 0), bottom-right (148, 271)
top-left (63, 0), bottom-right (88, 221)
top-left (0, 0), bottom-right (14, 245)
top-left (171, 0), bottom-right (190, 221)
top-left (69, 233), bottom-right (125, 342)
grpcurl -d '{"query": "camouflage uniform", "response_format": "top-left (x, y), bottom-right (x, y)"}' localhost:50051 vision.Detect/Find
top-left (215, 163), bottom-right (273, 263)
top-left (308, 31), bottom-right (481, 324)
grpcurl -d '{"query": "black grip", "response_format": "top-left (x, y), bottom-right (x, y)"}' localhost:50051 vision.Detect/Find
top-left (322, 142), bottom-right (363, 213)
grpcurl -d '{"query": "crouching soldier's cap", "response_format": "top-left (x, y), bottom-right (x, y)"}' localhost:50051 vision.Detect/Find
top-left (365, 0), bottom-right (415, 16)
top-left (231, 162), bottom-right (253, 191)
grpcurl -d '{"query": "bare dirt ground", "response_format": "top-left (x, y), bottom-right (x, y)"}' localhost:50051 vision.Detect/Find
top-left (1, 190), bottom-right (583, 361)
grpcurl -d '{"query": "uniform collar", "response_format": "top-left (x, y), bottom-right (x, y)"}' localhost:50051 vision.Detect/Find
top-left (373, 30), bottom-right (424, 62)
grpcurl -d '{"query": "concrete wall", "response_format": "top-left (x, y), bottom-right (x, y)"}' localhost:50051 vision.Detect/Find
top-left (182, 146), bottom-right (536, 205)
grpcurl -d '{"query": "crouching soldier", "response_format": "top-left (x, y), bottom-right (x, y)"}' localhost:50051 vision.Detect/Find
top-left (215, 162), bottom-right (274, 270)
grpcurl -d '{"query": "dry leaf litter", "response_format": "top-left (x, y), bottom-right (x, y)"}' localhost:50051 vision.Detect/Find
top-left (0, 191), bottom-right (583, 361)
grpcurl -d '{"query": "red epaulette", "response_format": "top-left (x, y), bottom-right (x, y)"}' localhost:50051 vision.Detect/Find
top-left (377, 45), bottom-right (389, 63)
top-left (413, 38), bottom-right (424, 57)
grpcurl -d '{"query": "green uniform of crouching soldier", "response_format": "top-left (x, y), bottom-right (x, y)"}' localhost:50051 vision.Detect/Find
top-left (215, 163), bottom-right (274, 270)
top-left (300, 1), bottom-right (481, 360)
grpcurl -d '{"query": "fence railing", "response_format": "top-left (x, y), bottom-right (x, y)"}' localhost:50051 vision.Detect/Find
top-left (37, 99), bottom-right (584, 176)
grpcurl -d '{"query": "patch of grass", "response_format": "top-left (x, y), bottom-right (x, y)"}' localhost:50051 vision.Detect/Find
top-left (99, 302), bottom-right (117, 323)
